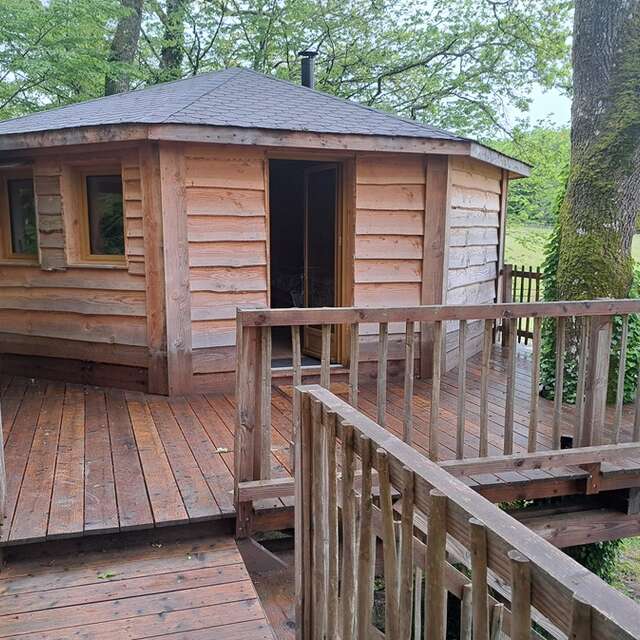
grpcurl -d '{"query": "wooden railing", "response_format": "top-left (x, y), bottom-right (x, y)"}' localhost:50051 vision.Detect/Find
top-left (235, 300), bottom-right (640, 536)
top-left (501, 264), bottom-right (543, 345)
top-left (295, 384), bottom-right (640, 640)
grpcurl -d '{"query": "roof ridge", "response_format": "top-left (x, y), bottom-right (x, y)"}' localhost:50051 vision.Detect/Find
top-left (235, 67), bottom-right (467, 141)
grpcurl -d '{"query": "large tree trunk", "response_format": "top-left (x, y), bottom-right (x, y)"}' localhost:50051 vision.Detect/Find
top-left (104, 0), bottom-right (144, 96)
top-left (557, 0), bottom-right (640, 300)
top-left (159, 0), bottom-right (187, 81)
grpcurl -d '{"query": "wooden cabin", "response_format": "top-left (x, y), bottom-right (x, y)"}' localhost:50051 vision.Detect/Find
top-left (0, 67), bottom-right (529, 396)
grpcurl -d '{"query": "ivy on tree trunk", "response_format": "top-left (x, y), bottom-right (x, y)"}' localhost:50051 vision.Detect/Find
top-left (556, 0), bottom-right (640, 300)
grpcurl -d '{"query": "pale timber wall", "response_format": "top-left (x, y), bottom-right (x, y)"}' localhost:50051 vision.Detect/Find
top-left (444, 156), bottom-right (503, 370)
top-left (0, 146), bottom-right (149, 387)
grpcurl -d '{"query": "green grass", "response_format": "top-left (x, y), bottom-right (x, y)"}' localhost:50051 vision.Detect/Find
top-left (505, 224), bottom-right (640, 269)
top-left (612, 537), bottom-right (640, 601)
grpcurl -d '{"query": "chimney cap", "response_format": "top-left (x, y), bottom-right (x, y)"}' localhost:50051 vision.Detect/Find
top-left (298, 50), bottom-right (318, 58)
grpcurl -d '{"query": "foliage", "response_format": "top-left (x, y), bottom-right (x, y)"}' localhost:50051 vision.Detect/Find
top-left (565, 541), bottom-right (623, 585)
top-left (493, 127), bottom-right (570, 225)
top-left (0, 0), bottom-right (572, 137)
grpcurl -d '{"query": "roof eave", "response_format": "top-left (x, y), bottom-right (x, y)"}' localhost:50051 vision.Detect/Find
top-left (0, 123), bottom-right (531, 177)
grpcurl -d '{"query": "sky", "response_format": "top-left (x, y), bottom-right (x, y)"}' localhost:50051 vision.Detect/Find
top-left (524, 86), bottom-right (571, 127)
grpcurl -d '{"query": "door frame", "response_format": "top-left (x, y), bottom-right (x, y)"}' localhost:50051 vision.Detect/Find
top-left (265, 151), bottom-right (354, 366)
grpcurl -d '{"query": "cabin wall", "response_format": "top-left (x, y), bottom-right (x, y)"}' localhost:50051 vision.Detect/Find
top-left (444, 156), bottom-right (504, 370)
top-left (0, 147), bottom-right (149, 390)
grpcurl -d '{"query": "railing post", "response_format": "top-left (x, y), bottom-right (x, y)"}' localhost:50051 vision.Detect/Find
top-left (0, 400), bottom-right (5, 541)
top-left (235, 321), bottom-right (270, 538)
top-left (501, 264), bottom-right (513, 348)
top-left (580, 316), bottom-right (612, 447)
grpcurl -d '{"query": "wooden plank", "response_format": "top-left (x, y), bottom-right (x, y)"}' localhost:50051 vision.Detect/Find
top-left (139, 142), bottom-right (168, 394)
top-left (377, 322), bottom-right (388, 427)
top-left (399, 467), bottom-right (415, 639)
top-left (553, 317), bottom-right (566, 450)
top-left (48, 385), bottom-right (85, 538)
top-left (429, 321), bottom-right (443, 461)
top-left (159, 141), bottom-right (193, 394)
top-left (325, 410), bottom-right (339, 639)
top-left (613, 315), bottom-right (629, 442)
top-left (83, 388), bottom-right (118, 534)
top-left (425, 490), bottom-right (447, 640)
top-left (321, 324), bottom-right (331, 389)
top-left (356, 435), bottom-right (374, 640)
top-left (569, 595), bottom-right (591, 640)
top-left (470, 518), bottom-right (489, 640)
top-left (456, 319), bottom-right (467, 459)
top-left (479, 319), bottom-right (492, 457)
top-left (504, 318), bottom-right (517, 455)
top-left (105, 389), bottom-right (153, 531)
top-left (528, 317), bottom-right (542, 452)
top-left (403, 320), bottom-right (415, 443)
top-left (509, 551), bottom-right (531, 640)
top-left (8, 383), bottom-right (64, 542)
top-left (126, 392), bottom-right (188, 525)
top-left (348, 323), bottom-right (359, 407)
top-left (341, 423), bottom-right (357, 639)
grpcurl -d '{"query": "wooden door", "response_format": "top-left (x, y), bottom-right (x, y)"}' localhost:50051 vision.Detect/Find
top-left (302, 164), bottom-right (339, 359)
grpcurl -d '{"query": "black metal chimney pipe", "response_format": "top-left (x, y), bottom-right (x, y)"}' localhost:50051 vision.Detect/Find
top-left (298, 50), bottom-right (318, 89)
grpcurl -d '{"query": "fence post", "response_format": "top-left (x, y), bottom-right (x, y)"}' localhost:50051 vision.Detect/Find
top-left (501, 264), bottom-right (513, 348)
top-left (235, 322), bottom-right (270, 538)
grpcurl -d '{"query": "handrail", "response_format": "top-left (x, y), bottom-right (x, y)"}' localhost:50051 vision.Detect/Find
top-left (234, 299), bottom-right (640, 537)
top-left (295, 384), bottom-right (640, 639)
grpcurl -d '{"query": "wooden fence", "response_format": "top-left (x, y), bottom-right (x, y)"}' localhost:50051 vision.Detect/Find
top-left (235, 300), bottom-right (640, 536)
top-left (501, 264), bottom-right (543, 345)
top-left (295, 384), bottom-right (640, 640)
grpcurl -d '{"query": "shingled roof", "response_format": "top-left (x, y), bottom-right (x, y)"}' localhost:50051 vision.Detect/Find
top-left (0, 67), bottom-right (465, 141)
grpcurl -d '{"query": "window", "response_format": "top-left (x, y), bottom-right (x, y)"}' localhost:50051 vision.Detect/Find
top-left (82, 173), bottom-right (125, 260)
top-left (1, 173), bottom-right (37, 260)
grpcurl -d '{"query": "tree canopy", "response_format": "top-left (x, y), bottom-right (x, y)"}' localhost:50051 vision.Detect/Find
top-left (0, 0), bottom-right (572, 137)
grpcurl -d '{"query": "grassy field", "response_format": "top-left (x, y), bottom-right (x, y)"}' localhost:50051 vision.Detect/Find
top-left (505, 224), bottom-right (640, 268)
top-left (613, 538), bottom-right (640, 602)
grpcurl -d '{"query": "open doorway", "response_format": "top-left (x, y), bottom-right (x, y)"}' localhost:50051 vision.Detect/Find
top-left (269, 158), bottom-right (341, 368)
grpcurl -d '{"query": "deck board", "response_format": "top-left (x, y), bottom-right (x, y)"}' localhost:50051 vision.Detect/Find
top-left (1, 345), bottom-right (638, 546)
top-left (0, 534), bottom-right (275, 640)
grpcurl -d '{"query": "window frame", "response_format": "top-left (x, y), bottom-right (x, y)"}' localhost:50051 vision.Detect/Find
top-left (0, 169), bottom-right (38, 264)
top-left (77, 165), bottom-right (126, 266)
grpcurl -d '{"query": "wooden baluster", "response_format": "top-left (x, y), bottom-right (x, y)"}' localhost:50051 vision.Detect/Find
top-left (504, 318), bottom-right (517, 455)
top-left (403, 321), bottom-right (416, 444)
top-left (341, 423), bottom-right (356, 639)
top-left (569, 594), bottom-right (591, 640)
top-left (356, 435), bottom-right (373, 640)
top-left (525, 265), bottom-right (533, 346)
top-left (321, 324), bottom-right (331, 389)
top-left (0, 399), bottom-right (5, 527)
top-left (349, 322), bottom-right (360, 408)
top-left (553, 317), bottom-right (566, 450)
top-left (469, 518), bottom-right (489, 640)
top-left (311, 398), bottom-right (327, 638)
top-left (508, 551), bottom-right (531, 640)
top-left (613, 315), bottom-right (629, 443)
top-left (575, 317), bottom-right (590, 446)
top-left (295, 392), bottom-right (313, 638)
top-left (528, 317), bottom-right (542, 453)
top-left (291, 325), bottom-right (302, 469)
top-left (425, 490), bottom-right (447, 640)
top-left (479, 319), bottom-right (492, 457)
top-left (414, 568), bottom-right (423, 640)
top-left (325, 409), bottom-right (339, 638)
top-left (378, 448), bottom-right (399, 638)
top-left (460, 584), bottom-right (472, 640)
top-left (519, 266), bottom-right (526, 342)
top-left (399, 467), bottom-right (415, 639)
top-left (430, 321), bottom-right (444, 461)
top-left (260, 326), bottom-right (272, 479)
top-left (377, 322), bottom-right (389, 427)
top-left (501, 265), bottom-right (513, 348)
top-left (489, 603), bottom-right (504, 640)
top-left (457, 320), bottom-right (467, 460)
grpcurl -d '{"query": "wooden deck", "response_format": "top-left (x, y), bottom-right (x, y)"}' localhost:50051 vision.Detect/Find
top-left (1, 344), bottom-right (638, 546)
top-left (0, 531), bottom-right (276, 639)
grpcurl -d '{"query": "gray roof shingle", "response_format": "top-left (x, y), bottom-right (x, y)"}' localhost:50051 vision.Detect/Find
top-left (0, 67), bottom-right (466, 141)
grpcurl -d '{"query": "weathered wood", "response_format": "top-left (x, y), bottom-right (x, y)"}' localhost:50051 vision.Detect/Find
top-left (349, 322), bottom-right (360, 407)
top-left (321, 324), bottom-right (331, 389)
top-left (569, 594), bottom-right (591, 640)
top-left (478, 319), bottom-right (492, 458)
top-left (575, 318), bottom-right (590, 446)
top-left (504, 318), bottom-right (517, 455)
top-left (377, 322), bottom-right (389, 427)
top-left (613, 315), bottom-right (629, 443)
top-left (325, 410), bottom-right (339, 638)
top-left (456, 319), bottom-right (467, 460)
top-left (425, 490), bottom-right (447, 640)
top-left (403, 320), bottom-right (416, 444)
top-left (528, 317), bottom-right (542, 453)
top-left (260, 327), bottom-right (272, 481)
top-left (553, 317), bottom-right (566, 450)
top-left (292, 325), bottom-right (302, 469)
top-left (342, 423), bottom-right (357, 639)
top-left (508, 550), bottom-right (531, 640)
top-left (460, 583), bottom-right (472, 640)
top-left (489, 603), bottom-right (504, 640)
top-left (378, 448), bottom-right (400, 638)
top-left (470, 518), bottom-right (489, 640)
top-left (356, 435), bottom-right (374, 640)
top-left (399, 467), bottom-right (415, 639)
top-left (430, 320), bottom-right (444, 461)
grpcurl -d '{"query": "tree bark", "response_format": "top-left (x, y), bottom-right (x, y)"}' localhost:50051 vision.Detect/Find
top-left (557, 0), bottom-right (640, 300)
top-left (159, 0), bottom-right (187, 81)
top-left (105, 0), bottom-right (144, 96)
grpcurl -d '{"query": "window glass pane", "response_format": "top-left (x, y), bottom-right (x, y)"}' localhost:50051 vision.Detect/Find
top-left (86, 175), bottom-right (124, 256)
top-left (7, 178), bottom-right (37, 255)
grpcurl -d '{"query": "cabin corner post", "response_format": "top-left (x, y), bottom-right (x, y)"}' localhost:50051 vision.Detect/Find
top-left (158, 142), bottom-right (193, 395)
top-left (420, 154), bottom-right (451, 378)
top-left (140, 141), bottom-right (169, 395)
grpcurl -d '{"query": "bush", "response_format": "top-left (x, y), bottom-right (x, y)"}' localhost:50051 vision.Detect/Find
top-left (565, 540), bottom-right (623, 584)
